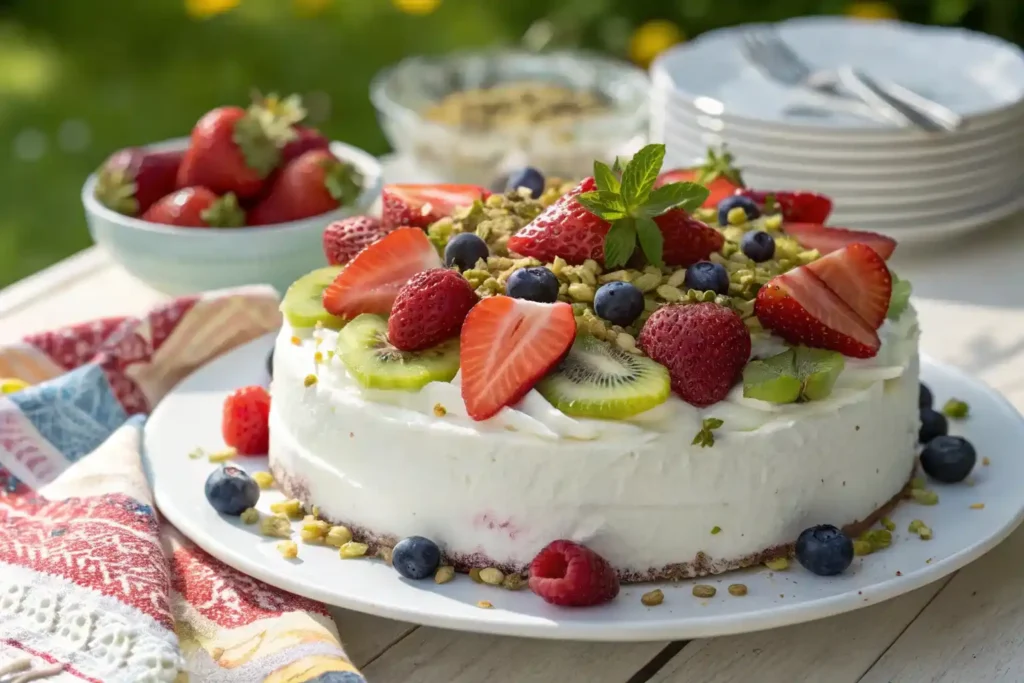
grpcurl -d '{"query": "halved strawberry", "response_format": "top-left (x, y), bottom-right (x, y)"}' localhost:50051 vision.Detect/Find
top-left (755, 267), bottom-right (880, 358)
top-left (322, 227), bottom-right (442, 318)
top-left (784, 223), bottom-right (897, 260)
top-left (654, 148), bottom-right (744, 209)
top-left (460, 297), bottom-right (576, 421)
top-left (654, 210), bottom-right (726, 267)
top-left (738, 190), bottom-right (833, 224)
top-left (381, 184), bottom-right (489, 230)
top-left (806, 244), bottom-right (892, 330)
top-left (506, 177), bottom-right (607, 265)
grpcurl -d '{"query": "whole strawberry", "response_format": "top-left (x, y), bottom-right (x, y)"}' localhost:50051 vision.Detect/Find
top-left (638, 303), bottom-right (751, 407)
top-left (654, 211), bottom-right (725, 267)
top-left (94, 147), bottom-right (184, 216)
top-left (282, 125), bottom-right (330, 164)
top-left (529, 540), bottom-right (620, 607)
top-left (248, 149), bottom-right (362, 225)
top-left (737, 189), bottom-right (833, 224)
top-left (323, 216), bottom-right (389, 266)
top-left (222, 385), bottom-right (271, 455)
top-left (142, 187), bottom-right (245, 228)
top-left (388, 269), bottom-right (478, 352)
top-left (507, 177), bottom-right (606, 264)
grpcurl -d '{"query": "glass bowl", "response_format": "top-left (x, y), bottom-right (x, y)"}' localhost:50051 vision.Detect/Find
top-left (371, 49), bottom-right (650, 186)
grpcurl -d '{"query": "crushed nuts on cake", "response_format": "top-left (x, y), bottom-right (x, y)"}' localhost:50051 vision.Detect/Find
top-left (252, 471), bottom-right (275, 489)
top-left (434, 566), bottom-right (455, 584)
top-left (728, 584), bottom-right (748, 597)
top-left (479, 568), bottom-right (505, 586)
top-left (277, 541), bottom-right (298, 559)
top-left (324, 525), bottom-right (353, 547)
top-left (339, 542), bottom-right (369, 559)
top-left (692, 584), bottom-right (717, 598)
top-left (641, 589), bottom-right (665, 606)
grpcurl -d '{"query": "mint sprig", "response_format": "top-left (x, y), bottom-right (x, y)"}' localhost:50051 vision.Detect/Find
top-left (578, 144), bottom-right (710, 268)
top-left (742, 347), bottom-right (846, 404)
top-left (692, 417), bottom-right (724, 448)
top-left (887, 272), bottom-right (912, 320)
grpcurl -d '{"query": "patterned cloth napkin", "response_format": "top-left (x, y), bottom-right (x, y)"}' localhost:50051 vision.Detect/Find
top-left (0, 287), bottom-right (366, 683)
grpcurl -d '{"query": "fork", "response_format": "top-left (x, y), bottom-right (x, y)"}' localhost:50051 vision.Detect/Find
top-left (740, 29), bottom-right (962, 131)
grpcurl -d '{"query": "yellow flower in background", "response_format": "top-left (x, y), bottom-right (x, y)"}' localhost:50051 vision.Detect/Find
top-left (292, 0), bottom-right (333, 18)
top-left (393, 0), bottom-right (442, 16)
top-left (844, 1), bottom-right (899, 20)
top-left (629, 20), bottom-right (685, 68)
top-left (185, 0), bottom-right (240, 19)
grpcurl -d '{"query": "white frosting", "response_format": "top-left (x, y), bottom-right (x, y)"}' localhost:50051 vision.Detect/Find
top-left (269, 309), bottom-right (920, 575)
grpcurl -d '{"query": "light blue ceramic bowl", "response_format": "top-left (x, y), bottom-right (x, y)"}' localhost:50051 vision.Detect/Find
top-left (82, 137), bottom-right (382, 296)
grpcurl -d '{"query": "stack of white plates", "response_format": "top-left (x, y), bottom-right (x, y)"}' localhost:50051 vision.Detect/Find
top-left (650, 18), bottom-right (1024, 241)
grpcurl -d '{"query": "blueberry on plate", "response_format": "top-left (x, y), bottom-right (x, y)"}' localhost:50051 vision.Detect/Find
top-left (205, 466), bottom-right (260, 516)
top-left (392, 536), bottom-right (442, 580)
top-left (683, 261), bottom-right (730, 295)
top-left (266, 349), bottom-right (274, 378)
top-left (795, 524), bottom-right (854, 576)
top-left (740, 230), bottom-right (775, 263)
top-left (919, 382), bottom-right (933, 409)
top-left (444, 232), bottom-right (490, 271)
top-left (919, 407), bottom-right (948, 444)
top-left (594, 282), bottom-right (644, 326)
top-left (505, 167), bottom-right (546, 198)
top-left (920, 435), bottom-right (976, 483)
top-left (506, 266), bottom-right (559, 303)
top-left (717, 195), bottom-right (761, 226)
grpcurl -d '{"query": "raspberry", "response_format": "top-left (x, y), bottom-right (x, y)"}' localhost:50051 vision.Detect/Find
top-left (222, 385), bottom-right (271, 455)
top-left (638, 303), bottom-right (750, 407)
top-left (322, 216), bottom-right (389, 266)
top-left (528, 540), bottom-right (620, 607)
top-left (387, 269), bottom-right (478, 352)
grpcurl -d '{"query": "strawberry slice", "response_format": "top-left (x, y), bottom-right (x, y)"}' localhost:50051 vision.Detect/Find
top-left (460, 297), bottom-right (576, 421)
top-left (755, 267), bottom-right (880, 358)
top-left (784, 223), bottom-right (897, 260)
top-left (738, 190), bottom-right (833, 224)
top-left (322, 227), bottom-right (442, 318)
top-left (506, 177), bottom-right (607, 265)
top-left (381, 184), bottom-right (489, 230)
top-left (654, 209), bottom-right (726, 267)
top-left (806, 244), bottom-right (892, 330)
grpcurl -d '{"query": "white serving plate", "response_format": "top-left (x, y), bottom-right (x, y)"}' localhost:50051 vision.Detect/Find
top-left (144, 336), bottom-right (1024, 641)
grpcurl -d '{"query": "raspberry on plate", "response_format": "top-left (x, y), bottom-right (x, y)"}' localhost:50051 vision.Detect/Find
top-left (529, 540), bottom-right (620, 607)
top-left (222, 385), bottom-right (271, 455)
top-left (388, 269), bottom-right (478, 352)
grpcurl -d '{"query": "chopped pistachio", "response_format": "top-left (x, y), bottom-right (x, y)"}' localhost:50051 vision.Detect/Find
top-left (853, 539), bottom-right (874, 556)
top-left (908, 519), bottom-right (924, 533)
top-left (324, 525), bottom-right (353, 547)
top-left (728, 584), bottom-right (748, 597)
top-left (910, 477), bottom-right (927, 490)
top-left (692, 584), bottom-right (717, 598)
top-left (727, 207), bottom-right (748, 226)
top-left (764, 557), bottom-right (789, 571)
top-left (711, 526), bottom-right (722, 535)
top-left (567, 282), bottom-right (595, 303)
top-left (207, 448), bottom-right (237, 464)
top-left (259, 515), bottom-right (292, 538)
top-left (252, 471), bottom-right (275, 489)
top-left (764, 214), bottom-right (783, 231)
top-left (469, 567), bottom-right (484, 583)
top-left (911, 489), bottom-right (939, 505)
top-left (983, 457), bottom-right (991, 466)
top-left (860, 529), bottom-right (892, 551)
top-left (477, 600), bottom-right (494, 609)
top-left (339, 542), bottom-right (369, 559)
top-left (434, 566), bottom-right (455, 584)
top-left (970, 503), bottom-right (985, 510)
top-left (942, 398), bottom-right (969, 418)
top-left (641, 589), bottom-right (665, 606)
top-left (433, 403), bottom-right (447, 417)
top-left (881, 517), bottom-right (896, 532)
top-left (304, 374), bottom-right (318, 387)
top-left (188, 447), bottom-right (206, 460)
top-left (277, 541), bottom-right (298, 559)
top-left (918, 524), bottom-right (934, 540)
top-left (479, 567), bottom-right (505, 586)
top-left (270, 499), bottom-right (304, 519)
top-left (300, 518), bottom-right (330, 543)
top-left (239, 508), bottom-right (259, 525)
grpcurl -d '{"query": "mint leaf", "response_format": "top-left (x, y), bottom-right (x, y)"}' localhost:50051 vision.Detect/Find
top-left (793, 347), bottom-right (845, 402)
top-left (641, 182), bottom-right (710, 217)
top-left (743, 349), bottom-right (801, 404)
top-left (692, 417), bottom-right (724, 448)
top-left (611, 157), bottom-right (624, 175)
top-left (593, 160), bottom-right (621, 194)
top-left (887, 272), bottom-right (912, 320)
top-left (620, 144), bottom-right (665, 210)
top-left (577, 191), bottom-right (627, 221)
top-left (635, 217), bottom-right (664, 267)
top-left (603, 218), bottom-right (637, 268)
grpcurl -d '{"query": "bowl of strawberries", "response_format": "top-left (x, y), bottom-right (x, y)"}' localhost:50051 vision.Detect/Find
top-left (83, 94), bottom-right (382, 295)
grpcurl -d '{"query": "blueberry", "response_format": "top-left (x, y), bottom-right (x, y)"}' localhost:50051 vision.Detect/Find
top-left (506, 267), bottom-right (559, 303)
top-left (683, 261), bottom-right (730, 295)
top-left (919, 383), bottom-right (933, 409)
top-left (266, 349), bottom-right (274, 378)
top-left (740, 231), bottom-right (775, 263)
top-left (919, 407), bottom-right (948, 444)
top-left (444, 233), bottom-right (490, 271)
top-left (392, 536), bottom-right (441, 580)
top-left (594, 282), bottom-right (644, 326)
top-left (205, 466), bottom-right (259, 516)
top-left (505, 167), bottom-right (546, 198)
top-left (795, 524), bottom-right (854, 576)
top-left (920, 435), bottom-right (976, 483)
top-left (717, 195), bottom-right (761, 226)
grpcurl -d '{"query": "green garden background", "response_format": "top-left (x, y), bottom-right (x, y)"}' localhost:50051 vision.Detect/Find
top-left (0, 0), bottom-right (1018, 288)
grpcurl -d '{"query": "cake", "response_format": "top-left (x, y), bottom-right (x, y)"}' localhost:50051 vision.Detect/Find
top-left (268, 146), bottom-right (921, 582)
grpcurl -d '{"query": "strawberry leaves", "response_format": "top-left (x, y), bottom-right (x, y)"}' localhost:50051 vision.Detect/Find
top-left (577, 144), bottom-right (710, 268)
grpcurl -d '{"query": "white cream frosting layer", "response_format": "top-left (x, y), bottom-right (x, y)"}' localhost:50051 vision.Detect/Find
top-left (269, 309), bottom-right (920, 575)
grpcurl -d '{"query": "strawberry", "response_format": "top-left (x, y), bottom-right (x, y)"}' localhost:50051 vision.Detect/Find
top-left (459, 296), bottom-right (576, 421)
top-left (248, 149), bottom-right (361, 225)
top-left (322, 227), bottom-right (442, 318)
top-left (93, 147), bottom-right (184, 216)
top-left (141, 187), bottom-right (245, 228)
top-left (654, 147), bottom-right (745, 209)
top-left (637, 303), bottom-right (750, 407)
top-left (222, 385), bottom-right (271, 455)
top-left (282, 125), bottom-right (330, 164)
top-left (506, 177), bottom-right (606, 265)
top-left (737, 189), bottom-right (833, 224)
top-left (388, 269), bottom-right (478, 351)
top-left (529, 540), bottom-right (620, 607)
top-left (381, 184), bottom-right (489, 230)
top-left (654, 210), bottom-right (726, 267)
top-left (755, 267), bottom-right (880, 358)
top-left (784, 223), bottom-right (897, 260)
top-left (322, 215), bottom-right (389, 266)
top-left (806, 244), bottom-right (892, 330)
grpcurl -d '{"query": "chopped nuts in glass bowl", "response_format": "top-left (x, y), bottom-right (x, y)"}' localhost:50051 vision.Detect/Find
top-left (370, 50), bottom-right (649, 187)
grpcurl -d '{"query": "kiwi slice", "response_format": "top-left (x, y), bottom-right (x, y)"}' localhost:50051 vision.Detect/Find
top-left (537, 335), bottom-right (671, 419)
top-left (281, 266), bottom-right (346, 330)
top-left (336, 314), bottom-right (460, 390)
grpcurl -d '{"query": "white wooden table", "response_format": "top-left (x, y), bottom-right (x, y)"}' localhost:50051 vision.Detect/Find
top-left (3, 216), bottom-right (1024, 682)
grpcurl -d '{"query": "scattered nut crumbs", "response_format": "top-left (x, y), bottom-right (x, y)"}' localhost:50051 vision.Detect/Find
top-left (728, 584), bottom-right (748, 597)
top-left (983, 457), bottom-right (991, 466)
top-left (312, 506), bottom-right (320, 518)
top-left (240, 508), bottom-right (259, 524)
top-left (918, 524), bottom-right (934, 541)
top-left (277, 541), bottom-right (298, 559)
top-left (764, 557), bottom-right (789, 571)
top-left (433, 403), bottom-right (447, 417)
top-left (188, 447), bottom-right (205, 460)
top-left (881, 517), bottom-right (896, 532)
top-left (910, 477), bottom-right (926, 490)
top-left (970, 503), bottom-right (985, 510)
top-left (941, 398), bottom-right (969, 419)
top-left (711, 526), bottom-right (722, 535)
top-left (290, 336), bottom-right (301, 346)
top-left (324, 525), bottom-right (353, 547)
top-left (693, 417), bottom-right (724, 448)
top-left (300, 518), bottom-right (330, 543)
top-left (339, 542), bottom-right (369, 559)
top-left (207, 448), bottom-right (237, 463)
top-left (434, 566), bottom-right (455, 584)
top-left (860, 529), bottom-right (892, 552)
top-left (270, 499), bottom-right (304, 519)
top-left (469, 568), bottom-right (484, 583)
top-left (377, 547), bottom-right (394, 565)
top-left (304, 374), bottom-right (318, 387)
top-left (502, 574), bottom-right (528, 591)
top-left (908, 519), bottom-right (924, 533)
top-left (910, 489), bottom-right (939, 506)
top-left (692, 584), bottom-right (716, 598)
top-left (641, 589), bottom-right (664, 606)
top-left (259, 515), bottom-right (291, 538)
top-left (479, 567), bottom-right (505, 586)
top-left (252, 471), bottom-right (275, 489)
top-left (477, 600), bottom-right (493, 609)
top-left (853, 539), bottom-right (874, 557)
